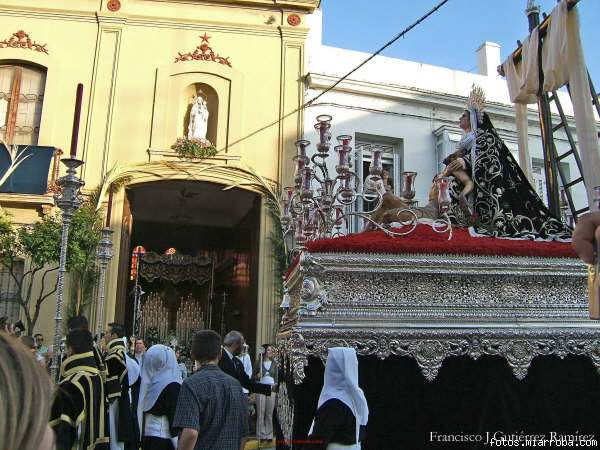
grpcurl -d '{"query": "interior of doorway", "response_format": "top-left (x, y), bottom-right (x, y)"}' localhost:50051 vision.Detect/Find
top-left (117, 180), bottom-right (261, 352)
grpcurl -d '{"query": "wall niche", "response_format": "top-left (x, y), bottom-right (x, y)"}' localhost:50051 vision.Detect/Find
top-left (181, 82), bottom-right (219, 147)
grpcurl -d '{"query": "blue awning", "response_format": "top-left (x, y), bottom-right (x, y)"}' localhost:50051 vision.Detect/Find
top-left (0, 145), bottom-right (55, 195)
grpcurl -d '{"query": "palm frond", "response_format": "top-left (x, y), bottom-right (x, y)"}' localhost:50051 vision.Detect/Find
top-left (0, 141), bottom-right (32, 189)
top-left (94, 163), bottom-right (162, 211)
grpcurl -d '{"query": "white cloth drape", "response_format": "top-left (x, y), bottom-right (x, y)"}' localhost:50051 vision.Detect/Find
top-left (308, 348), bottom-right (369, 446)
top-left (136, 345), bottom-right (182, 432)
top-left (502, 29), bottom-right (539, 183)
top-left (515, 104), bottom-right (534, 182)
top-left (542, 0), bottom-right (600, 210)
top-left (109, 401), bottom-right (124, 450)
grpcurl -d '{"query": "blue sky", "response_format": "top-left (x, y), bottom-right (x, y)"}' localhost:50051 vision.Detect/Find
top-left (321, 0), bottom-right (599, 87)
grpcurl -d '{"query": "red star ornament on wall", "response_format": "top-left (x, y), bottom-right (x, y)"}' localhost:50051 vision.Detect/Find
top-left (174, 33), bottom-right (231, 67)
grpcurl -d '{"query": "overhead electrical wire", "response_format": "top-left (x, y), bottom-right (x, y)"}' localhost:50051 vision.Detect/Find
top-left (224, 0), bottom-right (452, 152)
top-left (304, 0), bottom-right (451, 108)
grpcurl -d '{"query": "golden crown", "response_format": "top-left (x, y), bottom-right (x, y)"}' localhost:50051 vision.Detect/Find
top-left (466, 84), bottom-right (486, 122)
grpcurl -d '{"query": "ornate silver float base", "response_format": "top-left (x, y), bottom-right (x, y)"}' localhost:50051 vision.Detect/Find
top-left (278, 251), bottom-right (600, 384)
top-left (278, 327), bottom-right (600, 384)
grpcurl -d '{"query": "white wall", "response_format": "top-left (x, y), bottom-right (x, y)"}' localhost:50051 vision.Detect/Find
top-left (298, 27), bottom-right (592, 223)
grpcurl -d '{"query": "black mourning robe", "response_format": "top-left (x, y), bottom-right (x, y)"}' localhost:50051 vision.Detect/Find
top-left (141, 382), bottom-right (181, 450)
top-left (448, 112), bottom-right (572, 240)
top-left (105, 338), bottom-right (138, 449)
top-left (50, 351), bottom-right (110, 450)
top-left (307, 399), bottom-right (366, 450)
top-left (218, 349), bottom-right (271, 396)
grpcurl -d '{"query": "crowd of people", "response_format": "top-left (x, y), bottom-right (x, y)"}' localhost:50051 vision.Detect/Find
top-left (0, 318), bottom-right (286, 450)
top-left (0, 211), bottom-right (599, 450)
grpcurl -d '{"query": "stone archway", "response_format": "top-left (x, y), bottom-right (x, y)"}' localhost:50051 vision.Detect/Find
top-left (117, 179), bottom-right (262, 349)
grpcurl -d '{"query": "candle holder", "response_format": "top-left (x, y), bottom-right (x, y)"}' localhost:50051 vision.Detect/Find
top-left (50, 157), bottom-right (84, 381)
top-left (280, 115), bottom-right (438, 256)
top-left (95, 227), bottom-right (114, 344)
top-left (401, 171), bottom-right (417, 202)
top-left (369, 147), bottom-right (384, 178)
top-left (559, 189), bottom-right (574, 228)
top-left (430, 176), bottom-right (453, 239)
top-left (314, 115), bottom-right (332, 155)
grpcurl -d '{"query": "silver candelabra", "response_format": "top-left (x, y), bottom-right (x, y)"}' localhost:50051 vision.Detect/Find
top-left (280, 115), bottom-right (452, 257)
top-left (95, 227), bottom-right (114, 344)
top-left (50, 157), bottom-right (84, 381)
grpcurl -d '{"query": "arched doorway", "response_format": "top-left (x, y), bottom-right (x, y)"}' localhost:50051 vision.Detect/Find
top-left (116, 179), bottom-right (261, 350)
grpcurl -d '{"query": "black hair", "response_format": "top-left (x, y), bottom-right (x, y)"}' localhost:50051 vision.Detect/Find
top-left (108, 323), bottom-right (125, 338)
top-left (480, 111), bottom-right (493, 130)
top-left (34, 333), bottom-right (43, 339)
top-left (191, 330), bottom-right (222, 363)
top-left (66, 329), bottom-right (94, 355)
top-left (20, 336), bottom-right (35, 349)
top-left (67, 315), bottom-right (89, 331)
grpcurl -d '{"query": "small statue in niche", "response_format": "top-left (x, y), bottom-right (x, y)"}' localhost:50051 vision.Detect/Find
top-left (188, 93), bottom-right (210, 142)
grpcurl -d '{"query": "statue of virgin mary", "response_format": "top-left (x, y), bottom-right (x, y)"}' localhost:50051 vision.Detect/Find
top-left (188, 95), bottom-right (209, 142)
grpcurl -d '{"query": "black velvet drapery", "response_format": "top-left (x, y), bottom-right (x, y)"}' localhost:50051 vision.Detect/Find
top-left (278, 354), bottom-right (600, 449)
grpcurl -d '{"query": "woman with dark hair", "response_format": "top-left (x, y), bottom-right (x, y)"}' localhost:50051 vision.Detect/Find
top-left (443, 85), bottom-right (571, 241)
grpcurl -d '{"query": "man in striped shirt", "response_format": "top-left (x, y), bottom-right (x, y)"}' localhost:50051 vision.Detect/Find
top-left (174, 330), bottom-right (249, 450)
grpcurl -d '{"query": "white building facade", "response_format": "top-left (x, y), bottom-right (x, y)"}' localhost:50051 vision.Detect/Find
top-left (300, 12), bottom-right (590, 230)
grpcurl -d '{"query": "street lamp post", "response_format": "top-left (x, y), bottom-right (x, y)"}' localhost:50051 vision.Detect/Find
top-left (50, 157), bottom-right (84, 381)
top-left (95, 227), bottom-right (114, 344)
top-left (50, 83), bottom-right (85, 381)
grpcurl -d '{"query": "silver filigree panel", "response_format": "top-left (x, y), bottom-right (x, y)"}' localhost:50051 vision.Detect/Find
top-left (278, 328), bottom-right (600, 383)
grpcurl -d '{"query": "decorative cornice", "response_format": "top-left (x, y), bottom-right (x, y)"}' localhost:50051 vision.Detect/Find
top-left (0, 30), bottom-right (48, 54)
top-left (306, 73), bottom-right (588, 128)
top-left (0, 9), bottom-right (283, 38)
top-left (196, 0), bottom-right (319, 11)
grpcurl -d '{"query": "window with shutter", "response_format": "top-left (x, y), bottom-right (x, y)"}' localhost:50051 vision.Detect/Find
top-left (0, 64), bottom-right (46, 145)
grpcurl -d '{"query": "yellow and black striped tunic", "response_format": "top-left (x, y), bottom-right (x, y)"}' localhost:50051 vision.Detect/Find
top-left (50, 351), bottom-right (110, 450)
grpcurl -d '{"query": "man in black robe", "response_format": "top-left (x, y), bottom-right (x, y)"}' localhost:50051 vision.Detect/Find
top-left (50, 329), bottom-right (110, 450)
top-left (104, 322), bottom-right (138, 450)
top-left (67, 315), bottom-right (106, 381)
top-left (219, 330), bottom-right (271, 396)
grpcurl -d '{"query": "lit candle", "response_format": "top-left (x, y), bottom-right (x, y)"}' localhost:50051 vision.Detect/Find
top-left (69, 83), bottom-right (84, 159)
top-left (105, 188), bottom-right (113, 228)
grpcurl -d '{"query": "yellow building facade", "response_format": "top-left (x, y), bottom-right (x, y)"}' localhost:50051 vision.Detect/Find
top-left (0, 0), bottom-right (318, 348)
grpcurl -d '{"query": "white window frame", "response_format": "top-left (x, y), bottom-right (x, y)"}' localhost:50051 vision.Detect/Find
top-left (351, 134), bottom-right (403, 232)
